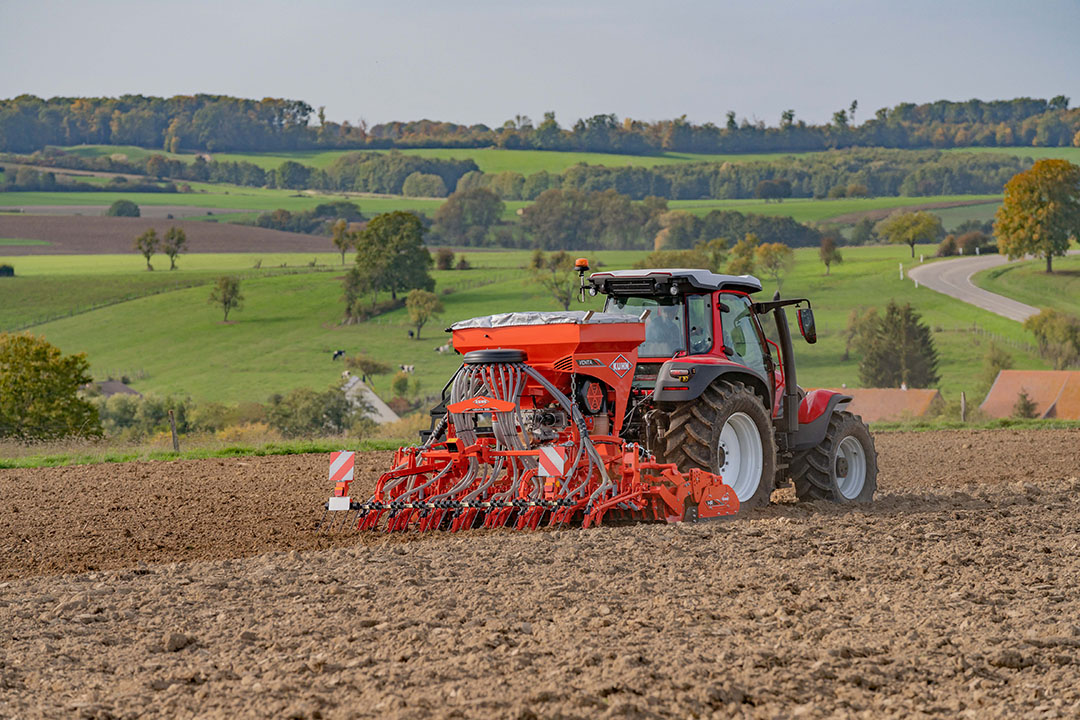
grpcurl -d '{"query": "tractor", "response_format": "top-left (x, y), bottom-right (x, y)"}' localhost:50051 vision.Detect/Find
top-left (585, 265), bottom-right (877, 510)
top-left (322, 263), bottom-right (877, 532)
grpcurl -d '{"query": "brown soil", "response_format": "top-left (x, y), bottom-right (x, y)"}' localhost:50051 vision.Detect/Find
top-left (1, 429), bottom-right (1079, 718)
top-left (0, 215), bottom-right (325, 255)
top-left (827, 199), bottom-right (998, 225)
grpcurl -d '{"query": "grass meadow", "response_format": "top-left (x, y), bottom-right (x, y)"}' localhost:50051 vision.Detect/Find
top-left (10, 244), bottom-right (1050, 409)
top-left (972, 252), bottom-right (1080, 317)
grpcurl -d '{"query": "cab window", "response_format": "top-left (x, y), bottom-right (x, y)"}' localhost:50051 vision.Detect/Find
top-left (604, 295), bottom-right (685, 358)
top-left (720, 294), bottom-right (768, 376)
top-left (686, 294), bottom-right (713, 355)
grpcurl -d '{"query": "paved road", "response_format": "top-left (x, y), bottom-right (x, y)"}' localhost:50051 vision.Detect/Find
top-left (907, 250), bottom-right (1079, 323)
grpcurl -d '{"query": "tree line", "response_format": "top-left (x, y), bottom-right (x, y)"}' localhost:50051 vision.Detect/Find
top-left (425, 186), bottom-right (821, 250)
top-left (1, 93), bottom-right (1077, 154)
top-left (5, 145), bottom-right (1033, 202)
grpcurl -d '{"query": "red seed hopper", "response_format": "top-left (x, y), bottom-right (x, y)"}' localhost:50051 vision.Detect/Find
top-left (322, 311), bottom-right (738, 532)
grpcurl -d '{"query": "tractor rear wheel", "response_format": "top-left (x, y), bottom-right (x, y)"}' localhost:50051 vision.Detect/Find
top-left (663, 380), bottom-right (776, 512)
top-left (791, 411), bottom-right (877, 503)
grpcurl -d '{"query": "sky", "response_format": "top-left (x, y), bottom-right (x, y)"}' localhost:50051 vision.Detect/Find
top-left (2, 0), bottom-right (1079, 129)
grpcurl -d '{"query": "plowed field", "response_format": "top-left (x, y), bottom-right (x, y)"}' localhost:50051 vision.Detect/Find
top-left (2, 429), bottom-right (1079, 719)
top-left (0, 215), bottom-right (324, 254)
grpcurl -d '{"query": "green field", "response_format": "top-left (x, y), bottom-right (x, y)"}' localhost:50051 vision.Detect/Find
top-left (64, 144), bottom-right (818, 175)
top-left (0, 238), bottom-right (50, 246)
top-left (13, 244), bottom-right (1049, 409)
top-left (972, 252), bottom-right (1080, 317)
top-left (943, 146), bottom-right (1080, 164)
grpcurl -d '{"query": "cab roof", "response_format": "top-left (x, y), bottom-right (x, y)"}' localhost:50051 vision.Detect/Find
top-left (588, 268), bottom-right (763, 296)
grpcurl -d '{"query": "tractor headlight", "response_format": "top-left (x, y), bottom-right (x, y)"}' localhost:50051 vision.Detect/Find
top-left (669, 284), bottom-right (679, 296)
top-left (589, 287), bottom-right (597, 296)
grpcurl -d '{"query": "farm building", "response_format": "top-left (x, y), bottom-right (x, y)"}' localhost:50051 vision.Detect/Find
top-left (824, 387), bottom-right (944, 423)
top-left (980, 370), bottom-right (1080, 420)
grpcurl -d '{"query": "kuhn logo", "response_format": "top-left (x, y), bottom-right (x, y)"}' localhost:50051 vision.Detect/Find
top-left (610, 354), bottom-right (632, 377)
top-left (472, 397), bottom-right (489, 405)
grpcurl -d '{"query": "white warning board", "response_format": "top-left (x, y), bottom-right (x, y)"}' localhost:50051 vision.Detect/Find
top-left (538, 446), bottom-right (566, 477)
top-left (329, 451), bottom-right (355, 484)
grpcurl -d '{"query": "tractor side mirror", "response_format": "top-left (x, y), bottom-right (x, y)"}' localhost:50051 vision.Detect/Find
top-left (797, 308), bottom-right (817, 344)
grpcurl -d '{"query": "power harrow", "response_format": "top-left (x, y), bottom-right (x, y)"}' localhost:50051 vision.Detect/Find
top-left (322, 312), bottom-right (739, 532)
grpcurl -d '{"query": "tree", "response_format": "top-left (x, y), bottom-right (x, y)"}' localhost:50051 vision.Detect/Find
top-left (850, 217), bottom-right (875, 245)
top-left (755, 242), bottom-right (795, 290)
top-left (433, 187), bottom-right (504, 246)
top-left (994, 159), bottom-right (1080, 273)
top-left (276, 160), bottom-right (311, 189)
top-left (874, 211), bottom-right (943, 258)
top-left (106, 199), bottom-right (140, 217)
top-left (436, 248), bottom-right (455, 270)
top-left (345, 353), bottom-right (391, 389)
top-left (355, 211), bottom-right (434, 300)
top-left (858, 300), bottom-right (940, 388)
top-left (401, 172), bottom-right (448, 198)
top-left (0, 332), bottom-right (101, 439)
top-left (1012, 389), bottom-right (1038, 419)
top-left (726, 233), bottom-right (759, 275)
top-left (331, 219), bottom-right (353, 266)
top-left (161, 226), bottom-right (187, 270)
top-left (1023, 308), bottom-right (1080, 369)
top-left (133, 228), bottom-right (159, 270)
top-left (819, 235), bottom-right (843, 275)
top-left (842, 307), bottom-right (878, 362)
top-left (530, 251), bottom-right (577, 310)
top-left (755, 179), bottom-right (792, 203)
top-left (978, 341), bottom-right (1013, 395)
top-left (208, 276), bottom-right (243, 322)
top-left (405, 289), bottom-right (444, 340)
top-left (391, 371), bottom-right (410, 398)
top-left (266, 384), bottom-right (366, 438)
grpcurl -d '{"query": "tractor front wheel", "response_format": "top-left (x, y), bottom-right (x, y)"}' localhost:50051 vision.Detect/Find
top-left (663, 380), bottom-right (776, 512)
top-left (792, 411), bottom-right (877, 503)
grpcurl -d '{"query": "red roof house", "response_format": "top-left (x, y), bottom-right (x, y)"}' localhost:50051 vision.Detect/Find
top-left (980, 370), bottom-right (1080, 419)
top-left (822, 387), bottom-right (944, 423)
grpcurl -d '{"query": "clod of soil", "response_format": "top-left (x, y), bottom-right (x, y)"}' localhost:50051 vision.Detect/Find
top-left (1, 429), bottom-right (1079, 718)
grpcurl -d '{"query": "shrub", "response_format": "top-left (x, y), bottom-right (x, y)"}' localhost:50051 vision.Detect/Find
top-left (106, 199), bottom-right (140, 217)
top-left (436, 248), bottom-right (455, 270)
top-left (937, 234), bottom-right (958, 257)
top-left (0, 264), bottom-right (13, 277)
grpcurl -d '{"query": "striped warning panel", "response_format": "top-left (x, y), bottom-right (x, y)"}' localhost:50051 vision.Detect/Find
top-left (330, 451), bottom-right (355, 484)
top-left (538, 446), bottom-right (565, 477)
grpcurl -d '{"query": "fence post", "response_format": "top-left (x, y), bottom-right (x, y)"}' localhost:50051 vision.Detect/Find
top-left (960, 392), bottom-right (967, 423)
top-left (168, 409), bottom-right (180, 453)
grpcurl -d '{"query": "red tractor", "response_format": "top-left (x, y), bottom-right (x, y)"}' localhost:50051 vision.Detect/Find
top-left (323, 264), bottom-right (877, 532)
top-left (587, 266), bottom-right (877, 510)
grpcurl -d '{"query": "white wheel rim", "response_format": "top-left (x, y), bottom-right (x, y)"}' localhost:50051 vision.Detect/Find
top-left (836, 436), bottom-right (867, 500)
top-left (717, 412), bottom-right (764, 502)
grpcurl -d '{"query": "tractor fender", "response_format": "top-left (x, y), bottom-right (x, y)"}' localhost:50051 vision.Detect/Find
top-left (652, 358), bottom-right (772, 409)
top-left (792, 389), bottom-right (852, 451)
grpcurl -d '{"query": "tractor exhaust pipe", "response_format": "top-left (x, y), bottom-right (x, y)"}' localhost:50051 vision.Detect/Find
top-left (772, 291), bottom-right (800, 436)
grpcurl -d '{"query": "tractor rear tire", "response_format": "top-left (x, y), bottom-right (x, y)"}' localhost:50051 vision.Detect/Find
top-left (663, 380), bottom-right (776, 512)
top-left (791, 411), bottom-right (877, 503)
